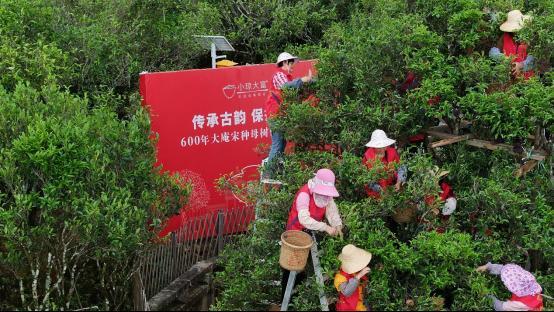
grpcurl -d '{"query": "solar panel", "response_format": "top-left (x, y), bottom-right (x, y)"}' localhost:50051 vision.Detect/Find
top-left (194, 35), bottom-right (235, 51)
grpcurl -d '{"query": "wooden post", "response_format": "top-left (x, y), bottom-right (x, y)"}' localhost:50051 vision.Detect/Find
top-left (429, 134), bottom-right (473, 148)
top-left (515, 160), bottom-right (539, 178)
top-left (465, 139), bottom-right (547, 161)
top-left (216, 210), bottom-right (225, 255)
top-left (132, 269), bottom-right (148, 311)
top-left (170, 232), bottom-right (176, 283)
top-left (426, 128), bottom-right (548, 161)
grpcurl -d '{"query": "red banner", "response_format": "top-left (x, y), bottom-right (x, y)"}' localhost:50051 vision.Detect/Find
top-left (139, 61), bottom-right (314, 237)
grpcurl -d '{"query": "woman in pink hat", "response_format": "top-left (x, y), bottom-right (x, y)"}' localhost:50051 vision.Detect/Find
top-left (286, 168), bottom-right (343, 235)
top-left (477, 262), bottom-right (544, 311)
top-left (282, 168), bottom-right (343, 300)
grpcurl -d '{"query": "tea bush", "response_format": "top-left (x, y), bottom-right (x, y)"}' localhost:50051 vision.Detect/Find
top-left (0, 84), bottom-right (189, 310)
top-left (1, 0), bottom-right (552, 310)
top-left (213, 0), bottom-right (552, 310)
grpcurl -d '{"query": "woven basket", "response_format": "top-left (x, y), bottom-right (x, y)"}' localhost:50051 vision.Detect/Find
top-left (392, 205), bottom-right (417, 224)
top-left (279, 231), bottom-right (313, 271)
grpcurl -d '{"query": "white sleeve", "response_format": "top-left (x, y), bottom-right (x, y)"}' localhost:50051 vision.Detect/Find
top-left (298, 209), bottom-right (329, 232)
top-left (494, 299), bottom-right (530, 311)
top-left (325, 200), bottom-right (343, 228)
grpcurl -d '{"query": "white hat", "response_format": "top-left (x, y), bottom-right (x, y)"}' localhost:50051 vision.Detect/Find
top-left (338, 244), bottom-right (372, 274)
top-left (365, 129), bottom-right (396, 148)
top-left (500, 10), bottom-right (531, 32)
top-left (276, 52), bottom-right (299, 66)
top-left (442, 197), bottom-right (457, 216)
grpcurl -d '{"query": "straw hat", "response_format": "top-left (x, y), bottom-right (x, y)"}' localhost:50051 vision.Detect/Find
top-left (338, 244), bottom-right (372, 274)
top-left (429, 167), bottom-right (449, 180)
top-left (310, 169), bottom-right (340, 197)
top-left (276, 52), bottom-right (299, 66)
top-left (216, 59), bottom-right (238, 68)
top-left (500, 10), bottom-right (531, 32)
top-left (365, 129), bottom-right (396, 148)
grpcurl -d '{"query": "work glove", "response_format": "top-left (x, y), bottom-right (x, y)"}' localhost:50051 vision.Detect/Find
top-left (442, 197), bottom-right (457, 215)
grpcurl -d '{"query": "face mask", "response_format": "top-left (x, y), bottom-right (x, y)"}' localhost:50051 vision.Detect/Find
top-left (313, 194), bottom-right (331, 208)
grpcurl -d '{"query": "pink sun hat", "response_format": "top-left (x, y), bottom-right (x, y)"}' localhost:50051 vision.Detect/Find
top-left (311, 169), bottom-right (340, 197)
top-left (500, 264), bottom-right (542, 297)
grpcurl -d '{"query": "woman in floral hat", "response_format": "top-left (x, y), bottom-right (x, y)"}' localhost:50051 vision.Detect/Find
top-left (477, 262), bottom-right (544, 311)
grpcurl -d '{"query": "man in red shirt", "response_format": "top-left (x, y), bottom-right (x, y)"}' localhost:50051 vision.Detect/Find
top-left (264, 52), bottom-right (313, 179)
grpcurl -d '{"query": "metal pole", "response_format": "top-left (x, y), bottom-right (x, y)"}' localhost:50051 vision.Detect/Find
top-left (211, 42), bottom-right (217, 69)
top-left (310, 232), bottom-right (329, 311)
top-left (280, 271), bottom-right (297, 311)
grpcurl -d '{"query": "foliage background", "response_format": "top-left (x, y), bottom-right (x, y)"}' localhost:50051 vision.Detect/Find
top-left (0, 0), bottom-right (552, 310)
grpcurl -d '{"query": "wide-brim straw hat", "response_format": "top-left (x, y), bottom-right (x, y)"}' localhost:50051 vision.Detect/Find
top-left (216, 59), bottom-right (238, 67)
top-left (338, 244), bottom-right (372, 274)
top-left (365, 129), bottom-right (396, 148)
top-left (500, 10), bottom-right (531, 32)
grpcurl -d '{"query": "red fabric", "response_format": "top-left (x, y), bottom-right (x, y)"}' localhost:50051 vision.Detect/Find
top-left (286, 184), bottom-right (326, 231)
top-left (510, 293), bottom-right (543, 311)
top-left (502, 33), bottom-right (534, 79)
top-left (304, 94), bottom-right (320, 107)
top-left (427, 95), bottom-right (441, 106)
top-left (503, 33), bottom-right (519, 58)
top-left (424, 181), bottom-right (454, 206)
top-left (408, 133), bottom-right (426, 143)
top-left (265, 69), bottom-right (292, 118)
top-left (439, 181), bottom-right (454, 201)
top-left (363, 147), bottom-right (400, 198)
top-left (336, 269), bottom-right (366, 311)
top-left (399, 71), bottom-right (419, 93)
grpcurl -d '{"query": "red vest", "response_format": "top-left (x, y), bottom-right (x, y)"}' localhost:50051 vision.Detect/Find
top-left (503, 33), bottom-right (534, 79)
top-left (363, 147), bottom-right (400, 197)
top-left (438, 181), bottom-right (454, 201)
top-left (265, 69), bottom-right (292, 118)
top-left (286, 184), bottom-right (326, 231)
top-left (336, 270), bottom-right (367, 311)
top-left (511, 293), bottom-right (543, 311)
top-left (425, 181), bottom-right (455, 206)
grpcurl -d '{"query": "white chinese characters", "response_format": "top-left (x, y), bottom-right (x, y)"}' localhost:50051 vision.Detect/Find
top-left (221, 80), bottom-right (269, 100)
top-left (191, 108), bottom-right (265, 130)
top-left (180, 127), bottom-right (270, 148)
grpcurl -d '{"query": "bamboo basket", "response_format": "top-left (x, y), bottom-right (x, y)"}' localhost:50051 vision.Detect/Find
top-left (392, 205), bottom-right (417, 224)
top-left (279, 230), bottom-right (313, 271)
